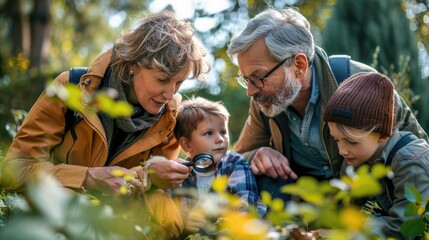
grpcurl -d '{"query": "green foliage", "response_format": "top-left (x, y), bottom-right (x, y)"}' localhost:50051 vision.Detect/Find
top-left (0, 174), bottom-right (166, 240)
top-left (272, 164), bottom-right (393, 238)
top-left (4, 109), bottom-right (27, 139)
top-left (400, 186), bottom-right (429, 237)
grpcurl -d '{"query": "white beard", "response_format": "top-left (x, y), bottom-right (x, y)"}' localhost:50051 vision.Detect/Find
top-left (257, 68), bottom-right (301, 118)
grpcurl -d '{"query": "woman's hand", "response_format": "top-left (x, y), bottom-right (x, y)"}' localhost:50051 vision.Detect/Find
top-left (83, 166), bottom-right (138, 195)
top-left (250, 147), bottom-right (298, 180)
top-left (144, 156), bottom-right (192, 189)
top-left (184, 209), bottom-right (206, 233)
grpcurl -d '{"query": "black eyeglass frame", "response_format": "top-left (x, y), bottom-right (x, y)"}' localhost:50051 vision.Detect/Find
top-left (236, 55), bottom-right (295, 89)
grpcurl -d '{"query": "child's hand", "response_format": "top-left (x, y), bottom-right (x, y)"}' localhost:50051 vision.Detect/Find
top-left (184, 209), bottom-right (206, 233)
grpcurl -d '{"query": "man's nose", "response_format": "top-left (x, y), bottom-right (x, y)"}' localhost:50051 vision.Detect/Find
top-left (246, 83), bottom-right (261, 97)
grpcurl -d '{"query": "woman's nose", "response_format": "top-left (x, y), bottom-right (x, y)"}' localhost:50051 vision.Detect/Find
top-left (163, 84), bottom-right (176, 100)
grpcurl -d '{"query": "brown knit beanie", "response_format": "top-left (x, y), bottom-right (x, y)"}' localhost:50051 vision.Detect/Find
top-left (324, 72), bottom-right (394, 137)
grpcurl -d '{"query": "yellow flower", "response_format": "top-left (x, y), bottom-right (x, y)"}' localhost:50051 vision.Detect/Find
top-left (221, 211), bottom-right (270, 240)
top-left (340, 206), bottom-right (367, 231)
top-left (111, 169), bottom-right (125, 177)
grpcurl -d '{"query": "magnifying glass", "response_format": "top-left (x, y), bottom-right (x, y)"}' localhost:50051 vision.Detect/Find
top-left (181, 153), bottom-right (215, 172)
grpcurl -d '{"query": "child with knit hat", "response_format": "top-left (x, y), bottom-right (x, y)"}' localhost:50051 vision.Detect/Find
top-left (324, 72), bottom-right (429, 239)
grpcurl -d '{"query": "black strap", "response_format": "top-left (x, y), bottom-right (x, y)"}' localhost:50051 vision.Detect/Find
top-left (386, 133), bottom-right (415, 165)
top-left (384, 133), bottom-right (415, 201)
top-left (63, 67), bottom-right (88, 163)
top-left (64, 67), bottom-right (88, 134)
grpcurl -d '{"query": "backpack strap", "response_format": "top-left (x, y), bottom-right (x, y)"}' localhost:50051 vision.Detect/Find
top-left (64, 67), bottom-right (88, 134)
top-left (386, 133), bottom-right (415, 165)
top-left (69, 67), bottom-right (89, 84)
top-left (62, 67), bottom-right (88, 163)
top-left (384, 133), bottom-right (415, 201)
top-left (328, 55), bottom-right (351, 84)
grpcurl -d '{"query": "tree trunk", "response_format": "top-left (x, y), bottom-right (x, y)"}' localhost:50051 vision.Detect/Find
top-left (5, 0), bottom-right (29, 56)
top-left (29, 0), bottom-right (52, 69)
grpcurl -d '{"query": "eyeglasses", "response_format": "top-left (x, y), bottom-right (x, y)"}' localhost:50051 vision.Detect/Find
top-left (236, 55), bottom-right (295, 90)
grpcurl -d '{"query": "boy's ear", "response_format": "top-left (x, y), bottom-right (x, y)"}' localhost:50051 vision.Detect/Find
top-left (179, 137), bottom-right (192, 152)
top-left (378, 135), bottom-right (389, 143)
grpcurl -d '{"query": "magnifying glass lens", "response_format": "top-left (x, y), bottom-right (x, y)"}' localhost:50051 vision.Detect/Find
top-left (194, 158), bottom-right (213, 168)
top-left (192, 153), bottom-right (214, 172)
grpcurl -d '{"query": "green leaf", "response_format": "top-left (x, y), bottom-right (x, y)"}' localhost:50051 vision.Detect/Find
top-left (298, 204), bottom-right (319, 225)
top-left (96, 93), bottom-right (133, 118)
top-left (110, 101), bottom-right (133, 117)
top-left (280, 184), bottom-right (302, 195)
top-left (404, 202), bottom-right (419, 216)
top-left (297, 176), bottom-right (319, 191)
top-left (371, 164), bottom-right (391, 179)
top-left (270, 198), bottom-right (284, 212)
top-left (400, 218), bottom-right (425, 237)
top-left (404, 186), bottom-right (422, 203)
top-left (356, 164), bottom-right (370, 175)
top-left (424, 212), bottom-right (429, 222)
top-left (301, 192), bottom-right (324, 206)
top-left (425, 200), bottom-right (429, 213)
top-left (350, 175), bottom-right (381, 198)
top-left (260, 191), bottom-right (272, 205)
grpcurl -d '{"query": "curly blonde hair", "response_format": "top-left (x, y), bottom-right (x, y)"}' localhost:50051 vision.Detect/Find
top-left (111, 11), bottom-right (210, 83)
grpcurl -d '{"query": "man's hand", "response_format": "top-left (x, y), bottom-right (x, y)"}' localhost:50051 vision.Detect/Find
top-left (250, 147), bottom-right (298, 180)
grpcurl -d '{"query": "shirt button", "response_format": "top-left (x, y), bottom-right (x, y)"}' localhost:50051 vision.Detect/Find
top-left (323, 166), bottom-right (329, 170)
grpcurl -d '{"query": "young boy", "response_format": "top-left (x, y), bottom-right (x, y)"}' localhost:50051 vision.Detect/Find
top-left (324, 72), bottom-right (429, 239)
top-left (174, 96), bottom-right (267, 236)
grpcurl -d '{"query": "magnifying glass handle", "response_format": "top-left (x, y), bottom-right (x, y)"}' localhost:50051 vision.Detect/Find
top-left (181, 161), bottom-right (193, 167)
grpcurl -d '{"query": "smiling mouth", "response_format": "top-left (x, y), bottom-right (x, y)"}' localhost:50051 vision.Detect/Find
top-left (153, 99), bottom-right (166, 106)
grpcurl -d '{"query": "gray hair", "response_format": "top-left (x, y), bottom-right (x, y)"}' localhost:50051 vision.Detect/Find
top-left (227, 8), bottom-right (314, 63)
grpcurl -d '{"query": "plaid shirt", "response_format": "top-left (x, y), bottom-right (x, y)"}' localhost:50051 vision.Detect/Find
top-left (181, 150), bottom-right (267, 217)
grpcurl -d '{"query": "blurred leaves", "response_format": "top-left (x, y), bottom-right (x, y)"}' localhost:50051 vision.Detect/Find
top-left (45, 81), bottom-right (133, 118)
top-left (0, 171), bottom-right (166, 240)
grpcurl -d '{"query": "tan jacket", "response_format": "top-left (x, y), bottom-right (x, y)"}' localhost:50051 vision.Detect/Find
top-left (2, 49), bottom-right (181, 191)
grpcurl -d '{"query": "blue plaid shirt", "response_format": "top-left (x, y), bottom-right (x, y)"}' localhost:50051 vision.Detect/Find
top-left (181, 151), bottom-right (267, 217)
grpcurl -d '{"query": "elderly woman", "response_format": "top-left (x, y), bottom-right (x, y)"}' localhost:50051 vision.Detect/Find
top-left (1, 11), bottom-right (209, 239)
